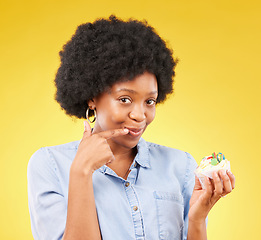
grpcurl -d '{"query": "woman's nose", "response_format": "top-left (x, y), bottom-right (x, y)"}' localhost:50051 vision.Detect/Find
top-left (129, 105), bottom-right (146, 122)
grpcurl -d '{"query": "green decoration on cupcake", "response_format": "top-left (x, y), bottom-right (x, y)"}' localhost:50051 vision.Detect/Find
top-left (211, 158), bottom-right (218, 166)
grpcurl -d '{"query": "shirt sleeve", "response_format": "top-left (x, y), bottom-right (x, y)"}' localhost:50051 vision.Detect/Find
top-left (27, 148), bottom-right (67, 240)
top-left (182, 152), bottom-right (198, 240)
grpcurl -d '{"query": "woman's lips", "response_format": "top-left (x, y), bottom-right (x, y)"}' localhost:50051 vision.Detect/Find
top-left (125, 127), bottom-right (144, 137)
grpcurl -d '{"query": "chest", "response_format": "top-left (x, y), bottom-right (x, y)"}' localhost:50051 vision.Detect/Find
top-left (92, 166), bottom-right (185, 240)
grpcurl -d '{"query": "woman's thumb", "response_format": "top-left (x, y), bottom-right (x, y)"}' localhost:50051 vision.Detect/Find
top-left (194, 175), bottom-right (203, 190)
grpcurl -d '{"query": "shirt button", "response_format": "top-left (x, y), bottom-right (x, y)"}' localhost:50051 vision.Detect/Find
top-left (125, 182), bottom-right (130, 187)
top-left (134, 162), bottom-right (137, 167)
top-left (133, 206), bottom-right (138, 211)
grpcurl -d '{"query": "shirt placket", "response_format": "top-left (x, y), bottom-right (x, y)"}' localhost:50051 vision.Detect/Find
top-left (124, 166), bottom-right (145, 240)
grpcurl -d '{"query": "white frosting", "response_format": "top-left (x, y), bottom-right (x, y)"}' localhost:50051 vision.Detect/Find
top-left (194, 155), bottom-right (231, 188)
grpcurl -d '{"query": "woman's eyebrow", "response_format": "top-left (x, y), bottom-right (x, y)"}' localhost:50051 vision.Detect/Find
top-left (116, 88), bottom-right (158, 95)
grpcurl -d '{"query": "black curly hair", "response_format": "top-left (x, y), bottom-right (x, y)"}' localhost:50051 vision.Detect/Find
top-left (54, 15), bottom-right (177, 119)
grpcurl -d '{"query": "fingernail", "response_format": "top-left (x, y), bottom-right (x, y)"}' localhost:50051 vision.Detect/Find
top-left (123, 128), bottom-right (129, 133)
top-left (228, 171), bottom-right (234, 176)
top-left (222, 170), bottom-right (226, 176)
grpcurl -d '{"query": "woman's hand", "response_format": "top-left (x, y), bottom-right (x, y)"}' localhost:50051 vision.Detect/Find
top-left (64, 121), bottom-right (129, 240)
top-left (188, 170), bottom-right (236, 223)
top-left (71, 121), bottom-right (129, 175)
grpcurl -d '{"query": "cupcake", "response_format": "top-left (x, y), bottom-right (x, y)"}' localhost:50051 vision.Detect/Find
top-left (194, 152), bottom-right (231, 188)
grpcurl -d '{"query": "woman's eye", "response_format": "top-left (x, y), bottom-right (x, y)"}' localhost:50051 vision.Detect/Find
top-left (147, 99), bottom-right (156, 105)
top-left (119, 98), bottom-right (131, 103)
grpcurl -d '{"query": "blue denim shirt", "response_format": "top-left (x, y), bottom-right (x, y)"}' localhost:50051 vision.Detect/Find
top-left (27, 138), bottom-right (198, 240)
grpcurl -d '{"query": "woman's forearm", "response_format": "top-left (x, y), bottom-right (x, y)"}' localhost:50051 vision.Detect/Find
top-left (187, 219), bottom-right (207, 240)
top-left (62, 168), bottom-right (101, 240)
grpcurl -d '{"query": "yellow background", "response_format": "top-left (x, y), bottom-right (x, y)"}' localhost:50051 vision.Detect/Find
top-left (1, 0), bottom-right (260, 239)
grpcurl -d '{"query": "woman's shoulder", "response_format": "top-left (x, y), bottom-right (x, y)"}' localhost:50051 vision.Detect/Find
top-left (43, 140), bottom-right (81, 151)
top-left (28, 140), bottom-right (81, 172)
top-left (141, 139), bottom-right (198, 170)
top-left (31, 140), bottom-right (80, 155)
top-left (144, 140), bottom-right (192, 159)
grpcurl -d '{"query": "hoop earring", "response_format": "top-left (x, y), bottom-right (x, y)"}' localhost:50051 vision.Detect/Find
top-left (86, 108), bottom-right (96, 123)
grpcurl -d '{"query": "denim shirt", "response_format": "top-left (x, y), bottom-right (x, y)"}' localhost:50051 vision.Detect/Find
top-left (27, 138), bottom-right (198, 240)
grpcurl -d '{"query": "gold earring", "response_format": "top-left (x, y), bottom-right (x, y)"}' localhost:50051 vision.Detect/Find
top-left (86, 108), bottom-right (96, 123)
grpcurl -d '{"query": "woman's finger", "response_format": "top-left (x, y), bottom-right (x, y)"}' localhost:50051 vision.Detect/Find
top-left (212, 171), bottom-right (223, 199)
top-left (203, 176), bottom-right (213, 200)
top-left (227, 171), bottom-right (236, 189)
top-left (98, 128), bottom-right (129, 139)
top-left (218, 170), bottom-right (232, 195)
top-left (194, 175), bottom-right (203, 191)
top-left (83, 121), bottom-right (92, 137)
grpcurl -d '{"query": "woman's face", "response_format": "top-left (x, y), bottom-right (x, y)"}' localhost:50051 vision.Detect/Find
top-left (90, 72), bottom-right (158, 150)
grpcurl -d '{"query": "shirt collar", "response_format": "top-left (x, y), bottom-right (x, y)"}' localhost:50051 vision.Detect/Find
top-left (98, 137), bottom-right (150, 174)
top-left (134, 137), bottom-right (150, 168)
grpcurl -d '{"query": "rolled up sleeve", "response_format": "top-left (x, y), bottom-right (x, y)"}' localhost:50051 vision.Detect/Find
top-left (27, 148), bottom-right (67, 240)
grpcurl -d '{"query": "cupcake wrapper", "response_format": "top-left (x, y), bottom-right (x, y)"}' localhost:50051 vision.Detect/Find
top-left (195, 161), bottom-right (231, 189)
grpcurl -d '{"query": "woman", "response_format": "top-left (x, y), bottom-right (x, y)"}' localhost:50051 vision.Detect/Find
top-left (27, 15), bottom-right (235, 240)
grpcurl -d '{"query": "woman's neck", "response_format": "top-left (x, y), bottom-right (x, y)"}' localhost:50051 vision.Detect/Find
top-left (106, 146), bottom-right (137, 179)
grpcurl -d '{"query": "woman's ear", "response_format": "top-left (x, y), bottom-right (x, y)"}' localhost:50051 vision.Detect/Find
top-left (87, 99), bottom-right (96, 109)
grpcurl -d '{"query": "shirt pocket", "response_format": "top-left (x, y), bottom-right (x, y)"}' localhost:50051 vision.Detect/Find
top-left (153, 191), bottom-right (184, 240)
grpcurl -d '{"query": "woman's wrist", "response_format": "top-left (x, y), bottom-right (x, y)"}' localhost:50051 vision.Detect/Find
top-left (188, 217), bottom-right (206, 227)
top-left (70, 161), bottom-right (94, 179)
top-left (188, 212), bottom-right (207, 225)
top-left (187, 218), bottom-right (207, 240)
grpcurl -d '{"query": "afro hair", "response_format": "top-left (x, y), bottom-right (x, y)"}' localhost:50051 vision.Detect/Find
top-left (54, 15), bottom-right (177, 119)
